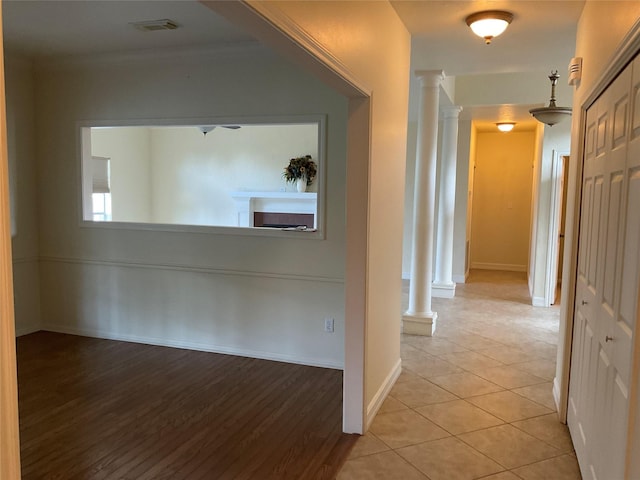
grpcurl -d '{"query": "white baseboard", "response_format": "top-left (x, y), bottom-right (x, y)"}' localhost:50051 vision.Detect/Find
top-left (553, 376), bottom-right (564, 422)
top-left (15, 324), bottom-right (41, 337)
top-left (402, 312), bottom-right (437, 336)
top-left (532, 296), bottom-right (548, 307)
top-left (405, 273), bottom-right (467, 284)
top-left (432, 282), bottom-right (455, 298)
top-left (42, 324), bottom-right (344, 370)
top-left (366, 358), bottom-right (402, 430)
top-left (404, 273), bottom-right (465, 285)
top-left (470, 262), bottom-right (527, 272)
top-left (452, 273), bottom-right (468, 284)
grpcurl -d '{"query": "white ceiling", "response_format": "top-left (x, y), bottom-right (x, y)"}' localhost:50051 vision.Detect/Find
top-left (391, 1), bottom-right (584, 76)
top-left (2, 0), bottom-right (584, 126)
top-left (392, 0), bottom-right (584, 126)
top-left (2, 1), bottom-right (256, 58)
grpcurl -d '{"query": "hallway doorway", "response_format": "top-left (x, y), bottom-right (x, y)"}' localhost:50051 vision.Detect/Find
top-left (467, 128), bottom-right (537, 299)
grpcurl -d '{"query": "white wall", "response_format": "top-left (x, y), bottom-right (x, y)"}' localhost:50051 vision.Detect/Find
top-left (32, 45), bottom-right (348, 369)
top-left (91, 124), bottom-right (318, 227)
top-left (528, 120), bottom-right (571, 306)
top-left (402, 120), bottom-right (417, 278)
top-left (452, 119), bottom-right (472, 282)
top-left (150, 125), bottom-right (317, 226)
top-left (91, 127), bottom-right (152, 223)
top-left (455, 71), bottom-right (574, 108)
top-left (6, 56), bottom-right (40, 336)
top-left (403, 112), bottom-right (446, 280)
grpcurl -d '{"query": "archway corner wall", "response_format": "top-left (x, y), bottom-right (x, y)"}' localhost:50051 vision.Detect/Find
top-left (205, 0), bottom-right (412, 434)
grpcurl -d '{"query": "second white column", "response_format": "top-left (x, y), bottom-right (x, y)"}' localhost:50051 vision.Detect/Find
top-left (402, 70), bottom-right (444, 336)
top-left (433, 105), bottom-right (462, 298)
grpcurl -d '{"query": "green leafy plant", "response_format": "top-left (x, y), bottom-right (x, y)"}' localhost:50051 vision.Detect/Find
top-left (283, 155), bottom-right (317, 186)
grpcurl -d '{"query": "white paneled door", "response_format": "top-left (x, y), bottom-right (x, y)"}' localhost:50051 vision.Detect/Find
top-left (568, 54), bottom-right (640, 480)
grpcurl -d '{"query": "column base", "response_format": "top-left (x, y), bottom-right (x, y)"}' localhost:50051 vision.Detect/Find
top-left (432, 282), bottom-right (456, 299)
top-left (402, 312), bottom-right (438, 336)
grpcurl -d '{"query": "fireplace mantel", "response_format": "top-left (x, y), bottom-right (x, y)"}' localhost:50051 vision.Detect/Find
top-left (231, 191), bottom-right (317, 228)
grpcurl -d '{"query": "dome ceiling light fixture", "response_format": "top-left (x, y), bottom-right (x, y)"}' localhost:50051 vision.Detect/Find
top-left (496, 122), bottom-right (515, 132)
top-left (529, 71), bottom-right (572, 127)
top-left (465, 10), bottom-right (514, 45)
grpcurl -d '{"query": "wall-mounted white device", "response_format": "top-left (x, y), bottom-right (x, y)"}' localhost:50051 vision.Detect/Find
top-left (568, 57), bottom-right (583, 85)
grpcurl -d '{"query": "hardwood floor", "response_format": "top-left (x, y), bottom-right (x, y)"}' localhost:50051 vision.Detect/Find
top-left (17, 332), bottom-right (356, 479)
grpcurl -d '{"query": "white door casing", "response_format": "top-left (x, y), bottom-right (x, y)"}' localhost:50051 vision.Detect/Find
top-left (568, 55), bottom-right (640, 480)
top-left (622, 53), bottom-right (640, 479)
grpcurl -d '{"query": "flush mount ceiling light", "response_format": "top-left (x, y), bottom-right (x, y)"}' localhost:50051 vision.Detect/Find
top-left (496, 122), bottom-right (515, 132)
top-left (465, 10), bottom-right (514, 44)
top-left (529, 71), bottom-right (572, 126)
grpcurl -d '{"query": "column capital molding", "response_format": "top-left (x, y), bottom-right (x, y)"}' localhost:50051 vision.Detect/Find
top-left (441, 105), bottom-right (463, 118)
top-left (415, 70), bottom-right (445, 88)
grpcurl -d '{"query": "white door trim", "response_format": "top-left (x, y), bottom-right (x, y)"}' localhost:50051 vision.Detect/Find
top-left (0, 5), bottom-right (22, 477)
top-left (545, 150), bottom-right (569, 307)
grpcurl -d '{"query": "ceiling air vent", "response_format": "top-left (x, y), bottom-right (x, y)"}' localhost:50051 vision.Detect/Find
top-left (131, 19), bottom-right (179, 32)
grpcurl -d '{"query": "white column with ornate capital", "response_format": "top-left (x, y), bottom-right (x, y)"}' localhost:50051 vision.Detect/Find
top-left (403, 70), bottom-right (444, 336)
top-left (433, 105), bottom-right (462, 299)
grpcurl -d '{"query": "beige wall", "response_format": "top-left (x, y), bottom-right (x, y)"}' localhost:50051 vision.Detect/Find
top-left (573, 3), bottom-right (640, 96)
top-left (470, 130), bottom-right (536, 271)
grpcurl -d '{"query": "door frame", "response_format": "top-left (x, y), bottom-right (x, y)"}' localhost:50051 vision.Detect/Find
top-left (545, 150), bottom-right (569, 306)
top-left (0, 5), bottom-right (22, 478)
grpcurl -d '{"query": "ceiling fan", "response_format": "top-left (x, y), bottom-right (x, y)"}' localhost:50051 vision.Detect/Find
top-left (198, 125), bottom-right (241, 136)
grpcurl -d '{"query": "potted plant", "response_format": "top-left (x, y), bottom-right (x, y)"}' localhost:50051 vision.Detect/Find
top-left (283, 155), bottom-right (317, 192)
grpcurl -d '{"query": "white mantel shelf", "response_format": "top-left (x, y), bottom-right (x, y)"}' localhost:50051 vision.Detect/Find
top-left (231, 191), bottom-right (317, 200)
top-left (231, 191), bottom-right (318, 228)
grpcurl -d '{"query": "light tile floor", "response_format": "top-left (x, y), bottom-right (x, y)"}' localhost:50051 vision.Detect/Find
top-left (338, 270), bottom-right (582, 480)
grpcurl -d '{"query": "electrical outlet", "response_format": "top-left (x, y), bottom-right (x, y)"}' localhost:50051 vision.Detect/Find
top-left (324, 317), bottom-right (334, 333)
